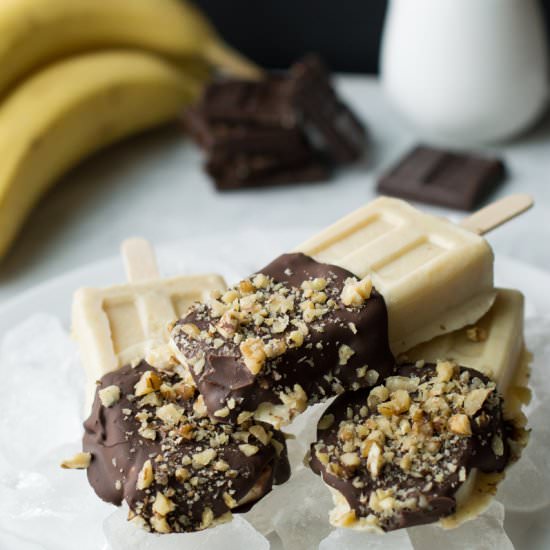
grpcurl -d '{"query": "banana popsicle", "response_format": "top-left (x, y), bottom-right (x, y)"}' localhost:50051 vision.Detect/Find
top-left (72, 238), bottom-right (226, 410)
top-left (297, 196), bottom-right (514, 354)
top-left (309, 289), bottom-right (530, 532)
top-left (171, 196), bottom-right (532, 427)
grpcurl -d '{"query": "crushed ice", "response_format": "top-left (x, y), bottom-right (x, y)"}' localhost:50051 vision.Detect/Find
top-left (0, 312), bottom-right (549, 549)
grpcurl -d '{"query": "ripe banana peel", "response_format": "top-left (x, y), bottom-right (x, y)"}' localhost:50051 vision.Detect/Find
top-left (0, 50), bottom-right (203, 260)
top-left (0, 0), bottom-right (261, 99)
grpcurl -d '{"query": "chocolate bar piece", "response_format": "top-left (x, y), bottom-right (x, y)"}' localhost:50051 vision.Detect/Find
top-left (309, 362), bottom-right (511, 531)
top-left (83, 361), bottom-right (290, 533)
top-left (185, 106), bottom-right (312, 159)
top-left (171, 253), bottom-right (395, 427)
top-left (377, 145), bottom-right (506, 211)
top-left (206, 150), bottom-right (329, 190)
top-left (290, 55), bottom-right (368, 163)
top-left (199, 77), bottom-right (297, 128)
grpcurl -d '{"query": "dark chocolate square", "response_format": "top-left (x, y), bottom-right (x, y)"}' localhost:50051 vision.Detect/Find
top-left (377, 145), bottom-right (506, 211)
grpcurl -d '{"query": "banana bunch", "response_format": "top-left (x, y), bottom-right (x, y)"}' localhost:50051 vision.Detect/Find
top-left (0, 0), bottom-right (261, 260)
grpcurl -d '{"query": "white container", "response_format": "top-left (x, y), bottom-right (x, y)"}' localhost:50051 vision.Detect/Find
top-left (380, 0), bottom-right (549, 144)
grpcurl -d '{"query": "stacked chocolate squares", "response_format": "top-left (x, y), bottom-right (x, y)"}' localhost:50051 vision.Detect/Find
top-left (184, 55), bottom-right (368, 190)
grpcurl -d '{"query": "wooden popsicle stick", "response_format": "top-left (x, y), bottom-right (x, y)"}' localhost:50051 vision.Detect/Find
top-left (460, 194), bottom-right (534, 235)
top-left (121, 238), bottom-right (160, 283)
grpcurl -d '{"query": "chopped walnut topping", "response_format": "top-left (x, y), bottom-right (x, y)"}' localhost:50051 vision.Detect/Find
top-left (134, 370), bottom-right (161, 397)
top-left (152, 492), bottom-right (175, 516)
top-left (464, 387), bottom-right (493, 416)
top-left (341, 276), bottom-right (373, 306)
top-left (98, 385), bottom-right (121, 407)
top-left (239, 444), bottom-right (259, 457)
top-left (60, 452), bottom-right (91, 470)
top-left (137, 460), bottom-right (153, 490)
top-left (240, 337), bottom-right (266, 375)
top-left (338, 344), bottom-right (355, 365)
top-left (180, 323), bottom-right (201, 339)
top-left (448, 414), bottom-right (472, 436)
top-left (192, 448), bottom-right (217, 468)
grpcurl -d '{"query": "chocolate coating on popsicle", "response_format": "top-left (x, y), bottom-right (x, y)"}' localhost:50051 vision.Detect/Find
top-left (83, 361), bottom-right (290, 533)
top-left (171, 253), bottom-right (394, 426)
top-left (309, 362), bottom-right (511, 531)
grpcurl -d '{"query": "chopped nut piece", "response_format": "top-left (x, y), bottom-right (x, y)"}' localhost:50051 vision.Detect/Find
top-left (239, 337), bottom-right (266, 375)
top-left (366, 442), bottom-right (384, 478)
top-left (156, 403), bottom-right (183, 426)
top-left (151, 515), bottom-right (171, 533)
top-left (192, 448), bottom-right (217, 468)
top-left (340, 452), bottom-right (361, 468)
top-left (175, 467), bottom-right (190, 482)
top-left (252, 273), bottom-right (269, 289)
top-left (223, 492), bottom-right (238, 509)
top-left (341, 276), bottom-right (373, 306)
top-left (180, 323), bottom-right (201, 339)
top-left (134, 370), bottom-right (161, 396)
top-left (216, 310), bottom-right (240, 338)
top-left (464, 387), bottom-right (493, 416)
top-left (213, 460), bottom-right (230, 472)
top-left (287, 329), bottom-right (304, 348)
top-left (338, 344), bottom-right (355, 365)
top-left (137, 459), bottom-right (153, 490)
top-left (201, 507), bottom-right (215, 529)
top-left (193, 395), bottom-right (208, 418)
top-left (239, 444), bottom-right (259, 457)
top-left (448, 414), bottom-right (472, 435)
top-left (98, 385), bottom-right (120, 407)
top-left (264, 338), bottom-right (287, 358)
top-left (214, 406), bottom-right (230, 418)
top-left (249, 425), bottom-right (271, 446)
top-left (436, 360), bottom-right (456, 382)
top-left (60, 452), bottom-right (91, 469)
top-left (152, 492), bottom-right (175, 516)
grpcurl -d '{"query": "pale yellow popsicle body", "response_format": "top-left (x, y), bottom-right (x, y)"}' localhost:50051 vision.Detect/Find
top-left (72, 273), bottom-right (226, 410)
top-left (296, 197), bottom-right (496, 354)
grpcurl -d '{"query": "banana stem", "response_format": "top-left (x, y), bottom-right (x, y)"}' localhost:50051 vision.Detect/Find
top-left (204, 39), bottom-right (264, 80)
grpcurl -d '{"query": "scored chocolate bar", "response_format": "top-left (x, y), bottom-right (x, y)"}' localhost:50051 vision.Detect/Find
top-left (206, 153), bottom-right (330, 191)
top-left (185, 106), bottom-right (309, 158)
top-left (291, 54), bottom-right (368, 163)
top-left (198, 76), bottom-right (297, 128)
top-left (377, 145), bottom-right (506, 211)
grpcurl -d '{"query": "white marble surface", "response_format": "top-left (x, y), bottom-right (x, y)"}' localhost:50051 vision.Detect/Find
top-left (0, 76), bottom-right (549, 306)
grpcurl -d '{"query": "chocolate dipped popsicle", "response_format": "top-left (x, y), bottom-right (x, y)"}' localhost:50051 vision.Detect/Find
top-left (77, 361), bottom-right (290, 534)
top-left (309, 361), bottom-right (512, 532)
top-left (171, 252), bottom-right (395, 428)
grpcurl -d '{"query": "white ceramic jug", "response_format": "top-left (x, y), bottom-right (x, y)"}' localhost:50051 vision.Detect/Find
top-left (380, 0), bottom-right (549, 144)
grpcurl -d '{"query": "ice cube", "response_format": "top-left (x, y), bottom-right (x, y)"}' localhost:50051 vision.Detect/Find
top-left (320, 528), bottom-right (413, 550)
top-left (0, 314), bottom-right (84, 468)
top-left (0, 444), bottom-right (110, 550)
top-left (104, 507), bottom-right (269, 550)
top-left (283, 402), bottom-right (332, 472)
top-left (245, 466), bottom-right (332, 537)
top-left (525, 316), bottom-right (550, 405)
top-left (498, 397), bottom-right (550, 511)
top-left (408, 500), bottom-right (513, 550)
top-left (272, 468), bottom-right (333, 549)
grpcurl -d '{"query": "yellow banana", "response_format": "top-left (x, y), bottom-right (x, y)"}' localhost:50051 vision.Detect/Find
top-left (0, 50), bottom-right (202, 260)
top-left (0, 0), bottom-right (260, 98)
